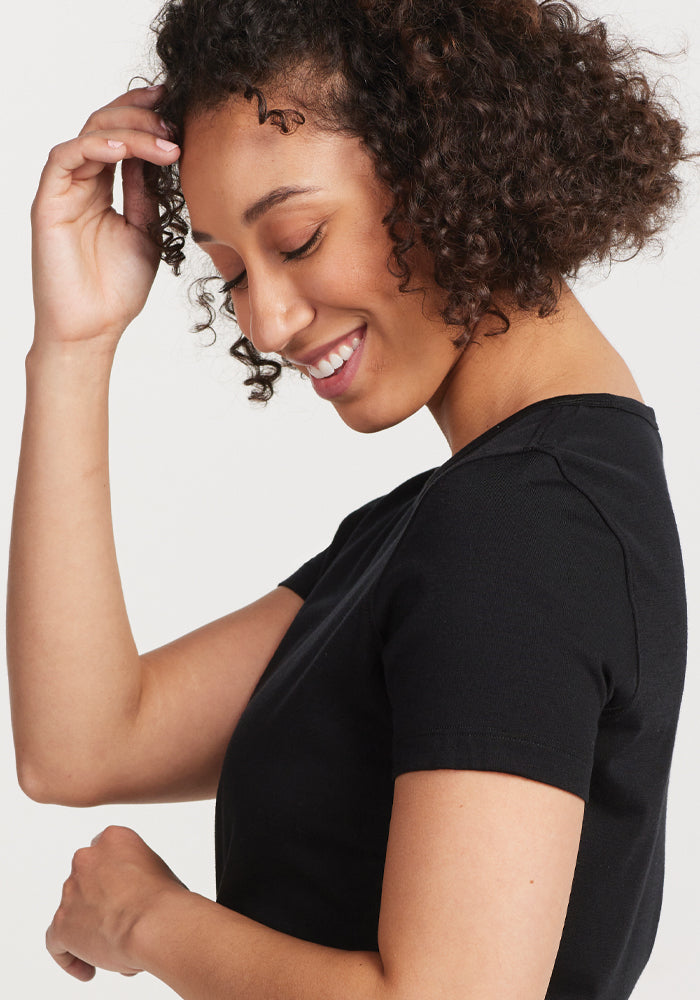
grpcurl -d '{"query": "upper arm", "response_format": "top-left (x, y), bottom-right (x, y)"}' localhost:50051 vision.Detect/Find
top-left (64, 495), bottom-right (374, 808)
top-left (93, 584), bottom-right (304, 805)
top-left (378, 769), bottom-right (585, 1000)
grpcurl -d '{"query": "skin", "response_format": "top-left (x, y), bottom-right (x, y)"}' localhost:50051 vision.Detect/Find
top-left (178, 90), bottom-right (644, 456)
top-left (37, 85), bottom-right (639, 992)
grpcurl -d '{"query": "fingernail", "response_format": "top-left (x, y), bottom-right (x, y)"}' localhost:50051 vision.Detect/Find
top-left (107, 140), bottom-right (125, 149)
top-left (155, 138), bottom-right (178, 151)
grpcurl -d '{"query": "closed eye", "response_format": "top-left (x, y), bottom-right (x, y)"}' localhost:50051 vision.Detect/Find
top-left (220, 225), bottom-right (325, 294)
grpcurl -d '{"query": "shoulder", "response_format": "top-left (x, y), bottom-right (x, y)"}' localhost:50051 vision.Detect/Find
top-left (372, 446), bottom-right (635, 692)
top-left (379, 447), bottom-right (618, 583)
top-left (413, 446), bottom-right (582, 516)
top-left (374, 447), bottom-right (635, 797)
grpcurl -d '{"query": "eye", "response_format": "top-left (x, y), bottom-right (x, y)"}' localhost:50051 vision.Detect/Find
top-left (220, 225), bottom-right (325, 294)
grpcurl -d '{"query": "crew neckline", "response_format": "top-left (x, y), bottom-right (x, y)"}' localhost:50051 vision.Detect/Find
top-left (439, 393), bottom-right (658, 470)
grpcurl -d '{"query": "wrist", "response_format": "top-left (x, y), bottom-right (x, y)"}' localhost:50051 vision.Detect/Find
top-left (26, 333), bottom-right (119, 371)
top-left (25, 336), bottom-right (117, 386)
top-left (128, 884), bottom-right (208, 975)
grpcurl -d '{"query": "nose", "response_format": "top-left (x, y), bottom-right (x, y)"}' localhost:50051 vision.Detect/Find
top-left (244, 267), bottom-right (315, 359)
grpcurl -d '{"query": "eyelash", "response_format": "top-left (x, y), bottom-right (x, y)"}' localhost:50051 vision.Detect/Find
top-left (219, 225), bottom-right (325, 294)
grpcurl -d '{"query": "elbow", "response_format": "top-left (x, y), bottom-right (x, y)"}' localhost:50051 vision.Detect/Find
top-left (16, 758), bottom-right (60, 803)
top-left (16, 757), bottom-right (106, 807)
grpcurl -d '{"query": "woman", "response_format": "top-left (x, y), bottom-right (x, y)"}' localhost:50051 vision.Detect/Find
top-left (7, 0), bottom-right (695, 997)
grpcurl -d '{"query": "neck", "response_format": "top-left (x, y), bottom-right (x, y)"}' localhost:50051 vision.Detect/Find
top-left (427, 283), bottom-right (631, 455)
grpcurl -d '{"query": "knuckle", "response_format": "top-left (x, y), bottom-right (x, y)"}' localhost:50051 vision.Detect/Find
top-left (107, 824), bottom-right (138, 848)
top-left (51, 906), bottom-right (68, 941)
top-left (80, 112), bottom-right (115, 138)
top-left (95, 823), bottom-right (126, 846)
top-left (106, 823), bottom-right (131, 839)
top-left (71, 846), bottom-right (91, 872)
top-left (80, 114), bottom-right (98, 135)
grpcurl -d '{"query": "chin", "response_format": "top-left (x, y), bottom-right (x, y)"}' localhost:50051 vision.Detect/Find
top-left (334, 394), bottom-right (426, 436)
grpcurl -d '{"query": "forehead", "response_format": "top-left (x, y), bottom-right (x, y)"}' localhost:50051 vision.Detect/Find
top-left (178, 95), bottom-right (374, 211)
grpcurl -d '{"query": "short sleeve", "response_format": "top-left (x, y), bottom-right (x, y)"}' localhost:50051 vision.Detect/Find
top-left (278, 496), bottom-right (379, 600)
top-left (371, 450), bottom-right (636, 802)
top-left (277, 548), bottom-right (332, 601)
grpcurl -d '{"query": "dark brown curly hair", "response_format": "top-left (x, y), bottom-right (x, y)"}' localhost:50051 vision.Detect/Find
top-left (137, 0), bottom-right (699, 404)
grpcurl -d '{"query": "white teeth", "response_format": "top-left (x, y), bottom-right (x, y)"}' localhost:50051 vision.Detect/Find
top-left (328, 352), bottom-right (345, 370)
top-left (307, 334), bottom-right (363, 379)
top-left (311, 357), bottom-right (337, 378)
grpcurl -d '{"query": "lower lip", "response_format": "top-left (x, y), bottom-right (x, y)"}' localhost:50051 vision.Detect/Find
top-left (308, 325), bottom-right (367, 400)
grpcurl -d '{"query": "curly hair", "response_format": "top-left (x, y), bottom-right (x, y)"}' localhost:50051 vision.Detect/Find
top-left (138, 0), bottom-right (699, 404)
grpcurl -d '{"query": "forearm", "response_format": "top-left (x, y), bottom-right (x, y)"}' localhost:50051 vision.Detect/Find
top-left (6, 337), bottom-right (142, 802)
top-left (134, 891), bottom-right (387, 1000)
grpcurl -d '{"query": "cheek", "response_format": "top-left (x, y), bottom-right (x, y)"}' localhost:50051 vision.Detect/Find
top-left (319, 239), bottom-right (397, 302)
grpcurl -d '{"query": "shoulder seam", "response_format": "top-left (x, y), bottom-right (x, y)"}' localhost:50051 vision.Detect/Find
top-left (531, 445), bottom-right (642, 715)
top-left (369, 445), bottom-right (641, 715)
top-left (367, 449), bottom-right (542, 640)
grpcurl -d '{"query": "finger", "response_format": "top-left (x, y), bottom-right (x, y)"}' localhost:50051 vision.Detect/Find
top-left (46, 923), bottom-right (96, 982)
top-left (36, 130), bottom-right (179, 201)
top-left (84, 128), bottom-right (181, 172)
top-left (88, 83), bottom-right (168, 118)
top-left (53, 951), bottom-right (96, 982)
top-left (80, 105), bottom-right (173, 141)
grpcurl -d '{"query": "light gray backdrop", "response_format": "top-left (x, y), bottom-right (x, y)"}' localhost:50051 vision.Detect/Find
top-left (1, 1), bottom-right (698, 996)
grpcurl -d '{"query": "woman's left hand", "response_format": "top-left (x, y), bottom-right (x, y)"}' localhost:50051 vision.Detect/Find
top-left (46, 825), bottom-right (189, 981)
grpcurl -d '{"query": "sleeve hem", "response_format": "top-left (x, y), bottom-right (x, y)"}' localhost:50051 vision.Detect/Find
top-left (276, 580), bottom-right (307, 598)
top-left (392, 729), bottom-right (592, 802)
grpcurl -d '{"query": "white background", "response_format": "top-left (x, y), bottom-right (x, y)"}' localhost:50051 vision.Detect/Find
top-left (1, 1), bottom-right (698, 996)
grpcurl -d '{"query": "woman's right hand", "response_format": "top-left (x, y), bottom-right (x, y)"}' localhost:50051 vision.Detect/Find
top-left (30, 84), bottom-right (181, 351)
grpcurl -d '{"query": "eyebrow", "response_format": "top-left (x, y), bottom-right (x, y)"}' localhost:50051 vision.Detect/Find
top-left (190, 185), bottom-right (324, 243)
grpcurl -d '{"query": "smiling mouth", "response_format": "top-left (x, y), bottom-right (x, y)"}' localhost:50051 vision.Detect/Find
top-left (305, 332), bottom-right (365, 379)
top-left (288, 325), bottom-right (367, 371)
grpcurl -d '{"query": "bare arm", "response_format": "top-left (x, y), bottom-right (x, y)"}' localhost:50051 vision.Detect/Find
top-left (7, 85), bottom-right (304, 807)
top-left (7, 340), bottom-right (140, 801)
top-left (6, 82), bottom-right (176, 801)
top-left (8, 337), bottom-right (306, 806)
top-left (44, 771), bottom-right (583, 998)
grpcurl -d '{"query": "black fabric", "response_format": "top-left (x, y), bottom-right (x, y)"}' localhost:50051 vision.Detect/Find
top-left (214, 393), bottom-right (687, 1000)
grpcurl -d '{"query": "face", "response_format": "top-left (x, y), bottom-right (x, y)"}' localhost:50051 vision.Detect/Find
top-left (178, 92), bottom-right (465, 434)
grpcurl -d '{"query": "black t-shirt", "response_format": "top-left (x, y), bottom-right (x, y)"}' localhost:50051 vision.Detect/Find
top-left (215, 393), bottom-right (687, 1000)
